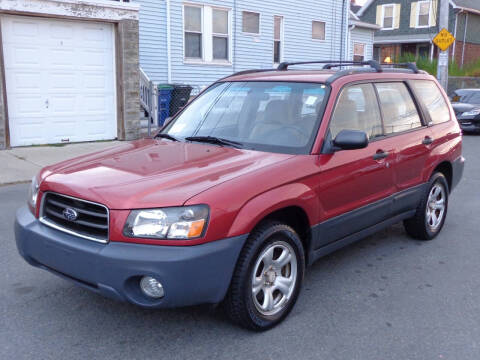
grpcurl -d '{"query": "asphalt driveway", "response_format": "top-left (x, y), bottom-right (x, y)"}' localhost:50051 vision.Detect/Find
top-left (1, 136), bottom-right (479, 360)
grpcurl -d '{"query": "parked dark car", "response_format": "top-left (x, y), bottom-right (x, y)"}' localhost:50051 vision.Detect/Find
top-left (450, 89), bottom-right (480, 133)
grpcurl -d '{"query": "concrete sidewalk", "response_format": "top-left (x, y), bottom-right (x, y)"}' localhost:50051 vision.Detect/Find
top-left (0, 141), bottom-right (121, 186)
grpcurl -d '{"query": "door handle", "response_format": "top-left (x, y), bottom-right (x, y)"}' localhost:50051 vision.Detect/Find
top-left (422, 136), bottom-right (433, 145)
top-left (373, 150), bottom-right (389, 160)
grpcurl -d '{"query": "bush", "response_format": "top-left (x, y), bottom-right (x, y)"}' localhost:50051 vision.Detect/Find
top-left (392, 54), bottom-right (480, 77)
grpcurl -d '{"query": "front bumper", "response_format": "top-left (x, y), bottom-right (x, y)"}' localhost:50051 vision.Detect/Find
top-left (457, 117), bottom-right (480, 132)
top-left (15, 206), bottom-right (247, 308)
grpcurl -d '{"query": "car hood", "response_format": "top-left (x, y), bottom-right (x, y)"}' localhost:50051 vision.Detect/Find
top-left (452, 102), bottom-right (476, 114)
top-left (39, 139), bottom-right (294, 209)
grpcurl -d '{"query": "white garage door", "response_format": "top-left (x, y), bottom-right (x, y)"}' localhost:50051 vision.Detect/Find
top-left (2, 15), bottom-right (117, 146)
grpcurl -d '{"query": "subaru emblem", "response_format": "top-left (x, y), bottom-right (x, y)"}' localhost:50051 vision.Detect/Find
top-left (62, 208), bottom-right (78, 222)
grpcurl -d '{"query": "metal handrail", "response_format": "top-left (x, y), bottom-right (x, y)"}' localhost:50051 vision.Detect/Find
top-left (140, 67), bottom-right (157, 136)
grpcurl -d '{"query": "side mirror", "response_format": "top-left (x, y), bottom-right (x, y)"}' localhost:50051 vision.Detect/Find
top-left (333, 129), bottom-right (368, 150)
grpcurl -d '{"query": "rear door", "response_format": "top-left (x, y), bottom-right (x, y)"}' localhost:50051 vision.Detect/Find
top-left (315, 83), bottom-right (396, 247)
top-left (374, 81), bottom-right (433, 214)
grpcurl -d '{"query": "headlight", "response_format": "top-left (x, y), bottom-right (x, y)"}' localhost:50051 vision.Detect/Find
top-left (123, 205), bottom-right (209, 240)
top-left (28, 176), bottom-right (40, 210)
top-left (462, 109), bottom-right (480, 116)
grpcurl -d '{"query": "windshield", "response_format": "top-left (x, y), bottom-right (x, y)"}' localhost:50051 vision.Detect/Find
top-left (161, 81), bottom-right (329, 154)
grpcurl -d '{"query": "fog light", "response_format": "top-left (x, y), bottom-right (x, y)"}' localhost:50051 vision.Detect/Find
top-left (140, 276), bottom-right (164, 299)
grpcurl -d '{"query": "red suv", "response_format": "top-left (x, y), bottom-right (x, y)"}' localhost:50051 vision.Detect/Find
top-left (15, 61), bottom-right (464, 330)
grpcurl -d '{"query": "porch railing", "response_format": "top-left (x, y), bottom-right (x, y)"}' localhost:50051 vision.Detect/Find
top-left (140, 67), bottom-right (157, 136)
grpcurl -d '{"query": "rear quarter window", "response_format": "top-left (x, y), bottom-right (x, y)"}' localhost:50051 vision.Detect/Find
top-left (411, 80), bottom-right (450, 125)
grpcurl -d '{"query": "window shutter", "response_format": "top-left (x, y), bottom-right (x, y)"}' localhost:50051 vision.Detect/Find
top-left (394, 4), bottom-right (401, 29)
top-left (430, 0), bottom-right (438, 27)
top-left (376, 5), bottom-right (382, 26)
top-left (410, 2), bottom-right (418, 28)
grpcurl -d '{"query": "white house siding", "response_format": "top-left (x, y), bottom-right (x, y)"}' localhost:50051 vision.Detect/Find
top-left (138, 0), bottom-right (168, 82)
top-left (349, 27), bottom-right (374, 61)
top-left (137, 0), bottom-right (349, 89)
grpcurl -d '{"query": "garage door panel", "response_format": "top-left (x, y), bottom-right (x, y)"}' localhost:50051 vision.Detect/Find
top-left (49, 96), bottom-right (77, 114)
top-left (49, 73), bottom-right (76, 90)
top-left (10, 19), bottom-right (40, 38)
top-left (84, 74), bottom-right (108, 90)
top-left (9, 120), bottom-right (48, 146)
top-left (2, 15), bottom-right (117, 146)
top-left (10, 96), bottom-right (46, 116)
top-left (11, 72), bottom-right (41, 90)
top-left (49, 49), bottom-right (76, 67)
top-left (83, 95), bottom-right (110, 113)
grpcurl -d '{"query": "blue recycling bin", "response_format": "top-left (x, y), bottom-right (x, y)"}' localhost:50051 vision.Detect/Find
top-left (157, 85), bottom-right (174, 126)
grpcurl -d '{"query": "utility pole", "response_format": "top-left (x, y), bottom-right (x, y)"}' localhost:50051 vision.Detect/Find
top-left (437, 0), bottom-right (449, 90)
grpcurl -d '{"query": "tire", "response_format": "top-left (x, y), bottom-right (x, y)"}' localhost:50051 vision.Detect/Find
top-left (404, 172), bottom-right (449, 240)
top-left (225, 221), bottom-right (305, 331)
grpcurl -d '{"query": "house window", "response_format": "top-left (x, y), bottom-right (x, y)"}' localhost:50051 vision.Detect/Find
top-left (184, 5), bottom-right (203, 59)
top-left (183, 5), bottom-right (231, 63)
top-left (274, 16), bottom-right (283, 64)
top-left (353, 42), bottom-right (365, 61)
top-left (243, 11), bottom-right (260, 34)
top-left (312, 21), bottom-right (325, 40)
top-left (382, 4), bottom-right (395, 29)
top-left (213, 9), bottom-right (229, 60)
top-left (417, 1), bottom-right (431, 27)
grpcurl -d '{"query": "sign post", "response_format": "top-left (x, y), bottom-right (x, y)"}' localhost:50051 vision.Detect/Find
top-left (435, 0), bottom-right (452, 90)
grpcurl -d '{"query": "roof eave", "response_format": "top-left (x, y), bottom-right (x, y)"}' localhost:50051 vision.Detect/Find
top-left (350, 19), bottom-right (381, 30)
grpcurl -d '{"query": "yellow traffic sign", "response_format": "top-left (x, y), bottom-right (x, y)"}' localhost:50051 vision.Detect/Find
top-left (433, 28), bottom-right (455, 52)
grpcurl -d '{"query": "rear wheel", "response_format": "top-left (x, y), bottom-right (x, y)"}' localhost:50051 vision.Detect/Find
top-left (404, 172), bottom-right (449, 240)
top-left (225, 221), bottom-right (305, 331)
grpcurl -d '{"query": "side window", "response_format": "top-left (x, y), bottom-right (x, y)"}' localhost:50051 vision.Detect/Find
top-left (329, 84), bottom-right (383, 140)
top-left (375, 82), bottom-right (422, 134)
top-left (411, 80), bottom-right (450, 125)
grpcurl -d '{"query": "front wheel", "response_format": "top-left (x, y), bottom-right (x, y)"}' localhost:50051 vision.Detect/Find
top-left (225, 221), bottom-right (305, 331)
top-left (404, 172), bottom-right (449, 240)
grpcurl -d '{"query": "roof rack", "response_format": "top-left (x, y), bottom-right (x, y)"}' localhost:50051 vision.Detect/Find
top-left (219, 61), bottom-right (421, 83)
top-left (380, 62), bottom-right (420, 73)
top-left (277, 60), bottom-right (383, 72)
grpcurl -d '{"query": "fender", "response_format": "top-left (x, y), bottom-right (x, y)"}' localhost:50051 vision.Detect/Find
top-left (425, 130), bottom-right (462, 184)
top-left (227, 182), bottom-right (320, 238)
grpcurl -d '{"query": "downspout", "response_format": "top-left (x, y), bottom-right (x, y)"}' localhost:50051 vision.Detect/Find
top-left (348, 25), bottom-right (356, 61)
top-left (233, 0), bottom-right (237, 72)
top-left (340, 0), bottom-right (347, 61)
top-left (452, 10), bottom-right (459, 62)
top-left (166, 0), bottom-right (172, 83)
top-left (462, 12), bottom-right (468, 66)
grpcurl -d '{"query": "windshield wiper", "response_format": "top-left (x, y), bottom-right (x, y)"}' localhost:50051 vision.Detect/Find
top-left (155, 133), bottom-right (178, 141)
top-left (185, 136), bottom-right (243, 148)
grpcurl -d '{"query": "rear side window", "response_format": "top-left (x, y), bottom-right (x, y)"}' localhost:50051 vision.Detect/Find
top-left (329, 84), bottom-right (383, 140)
top-left (411, 80), bottom-right (450, 124)
top-left (375, 82), bottom-right (422, 134)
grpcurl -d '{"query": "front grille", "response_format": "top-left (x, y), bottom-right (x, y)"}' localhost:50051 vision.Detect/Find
top-left (40, 192), bottom-right (109, 243)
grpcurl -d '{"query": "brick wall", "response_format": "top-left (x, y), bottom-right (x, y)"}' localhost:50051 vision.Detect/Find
top-left (452, 41), bottom-right (480, 66)
top-left (117, 19), bottom-right (140, 141)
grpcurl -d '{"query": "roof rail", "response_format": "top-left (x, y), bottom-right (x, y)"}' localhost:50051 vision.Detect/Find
top-left (218, 68), bottom-right (273, 81)
top-left (277, 60), bottom-right (382, 72)
top-left (380, 62), bottom-right (419, 73)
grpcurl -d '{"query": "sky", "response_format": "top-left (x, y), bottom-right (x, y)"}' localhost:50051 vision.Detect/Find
top-left (355, 0), bottom-right (367, 5)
